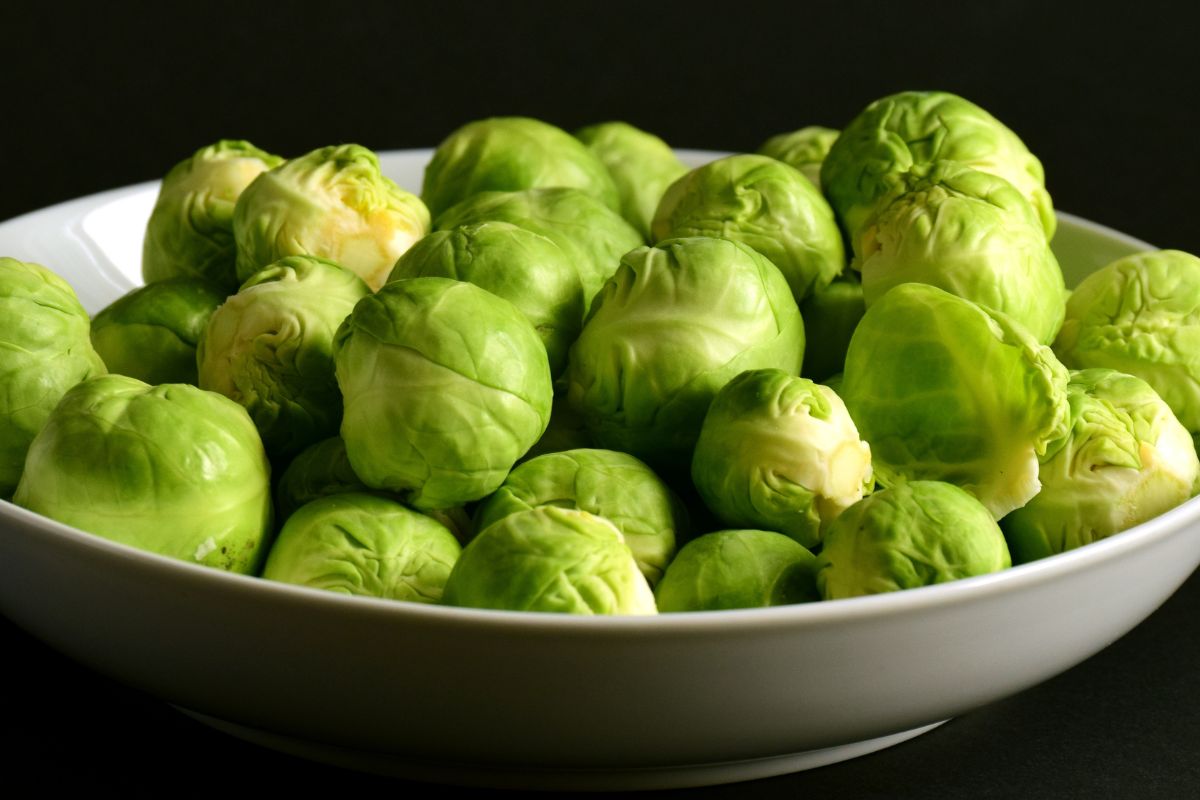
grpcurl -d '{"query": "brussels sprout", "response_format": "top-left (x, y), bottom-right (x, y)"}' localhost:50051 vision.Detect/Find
top-left (0, 258), bottom-right (106, 497)
top-left (90, 277), bottom-right (226, 386)
top-left (757, 125), bottom-right (840, 188)
top-left (1003, 369), bottom-right (1200, 562)
top-left (800, 275), bottom-right (865, 382)
top-left (574, 121), bottom-right (689, 239)
top-left (566, 237), bottom-right (805, 469)
top-left (387, 221), bottom-right (583, 375)
top-left (655, 529), bottom-right (819, 612)
top-left (821, 90), bottom-right (1054, 241)
top-left (335, 277), bottom-right (552, 509)
top-left (274, 436), bottom-right (368, 523)
top-left (422, 116), bottom-right (620, 220)
top-left (691, 370), bottom-right (872, 548)
top-left (13, 375), bottom-right (272, 573)
top-left (816, 481), bottom-right (1011, 599)
top-left (197, 255), bottom-right (370, 458)
top-left (261, 493), bottom-right (461, 601)
top-left (853, 161), bottom-right (1065, 344)
top-left (142, 139), bottom-right (284, 292)
top-left (841, 283), bottom-right (1070, 519)
top-left (443, 506), bottom-right (656, 615)
top-left (1054, 250), bottom-right (1200, 440)
top-left (434, 187), bottom-right (643, 312)
top-left (233, 144), bottom-right (430, 290)
top-left (651, 154), bottom-right (844, 303)
top-left (474, 448), bottom-right (683, 586)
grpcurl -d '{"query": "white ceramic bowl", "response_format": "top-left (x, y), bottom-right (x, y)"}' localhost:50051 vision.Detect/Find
top-left (0, 150), bottom-right (1195, 791)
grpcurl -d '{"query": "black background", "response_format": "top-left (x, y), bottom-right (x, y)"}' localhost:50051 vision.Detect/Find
top-left (3, 2), bottom-right (1199, 797)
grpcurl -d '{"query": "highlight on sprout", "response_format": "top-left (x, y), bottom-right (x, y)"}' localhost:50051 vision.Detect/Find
top-left (234, 144), bottom-right (430, 290)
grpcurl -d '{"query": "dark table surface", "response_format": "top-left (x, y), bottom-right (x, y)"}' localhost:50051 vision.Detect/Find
top-left (3, 3), bottom-right (1199, 796)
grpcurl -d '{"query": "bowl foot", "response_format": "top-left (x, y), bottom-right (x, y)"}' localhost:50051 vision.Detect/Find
top-left (177, 708), bottom-right (947, 790)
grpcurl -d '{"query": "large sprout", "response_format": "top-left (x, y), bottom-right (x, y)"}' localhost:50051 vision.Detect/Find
top-left (142, 139), bottom-right (284, 292)
top-left (233, 144), bottom-right (430, 290)
top-left (655, 529), bottom-right (819, 612)
top-left (841, 283), bottom-right (1070, 519)
top-left (90, 277), bottom-right (226, 386)
top-left (651, 154), bottom-right (845, 303)
top-left (262, 493), bottom-right (461, 602)
top-left (13, 375), bottom-right (272, 573)
top-left (821, 90), bottom-right (1054, 242)
top-left (421, 116), bottom-right (619, 219)
top-left (443, 506), bottom-right (656, 615)
top-left (334, 277), bottom-right (552, 509)
top-left (388, 221), bottom-right (583, 376)
top-left (1054, 250), bottom-right (1200, 441)
top-left (757, 125), bottom-right (840, 188)
top-left (1003, 369), bottom-right (1200, 562)
top-left (474, 448), bottom-right (684, 586)
top-left (434, 187), bottom-right (643, 312)
top-left (566, 237), bottom-right (805, 469)
top-left (852, 161), bottom-right (1065, 344)
top-left (816, 481), bottom-right (1011, 599)
top-left (574, 121), bottom-right (688, 239)
top-left (691, 369), bottom-right (872, 549)
top-left (197, 255), bottom-right (370, 458)
top-left (0, 258), bottom-right (106, 497)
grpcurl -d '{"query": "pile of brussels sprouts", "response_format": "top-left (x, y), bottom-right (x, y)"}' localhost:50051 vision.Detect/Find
top-left (4, 90), bottom-right (1200, 615)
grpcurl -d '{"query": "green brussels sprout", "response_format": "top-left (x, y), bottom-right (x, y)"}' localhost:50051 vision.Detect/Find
top-left (1003, 369), bottom-right (1200, 563)
top-left (274, 436), bottom-right (368, 523)
top-left (387, 221), bottom-right (583, 375)
top-left (0, 258), bottom-right (106, 497)
top-left (233, 144), bottom-right (430, 290)
top-left (757, 125), bottom-right (840, 188)
top-left (443, 506), bottom-right (656, 615)
top-left (691, 370), bottom-right (872, 549)
top-left (821, 90), bottom-right (1054, 242)
top-left (90, 277), bottom-right (226, 386)
top-left (142, 139), bottom-right (284, 292)
top-left (1053, 250), bottom-right (1200, 440)
top-left (655, 529), bottom-right (819, 612)
top-left (334, 277), bottom-right (552, 509)
top-left (816, 481), bottom-right (1011, 599)
top-left (197, 255), bottom-right (370, 458)
top-left (651, 154), bottom-right (845, 303)
top-left (800, 274), bottom-right (866, 382)
top-left (853, 161), bottom-right (1065, 344)
top-left (261, 492), bottom-right (461, 601)
top-left (841, 283), bottom-right (1070, 519)
top-left (474, 448), bottom-right (684, 586)
top-left (421, 116), bottom-right (620, 220)
top-left (574, 121), bottom-right (689, 239)
top-left (566, 237), bottom-right (805, 469)
top-left (13, 375), bottom-right (272, 573)
top-left (433, 187), bottom-right (643, 312)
